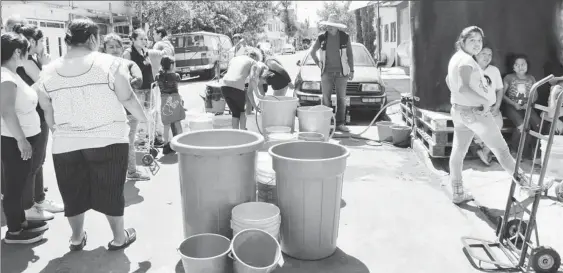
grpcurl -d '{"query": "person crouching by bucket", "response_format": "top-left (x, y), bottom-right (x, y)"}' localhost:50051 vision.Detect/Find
top-left (263, 57), bottom-right (294, 97)
top-left (221, 50), bottom-right (268, 130)
top-left (156, 56), bottom-right (186, 154)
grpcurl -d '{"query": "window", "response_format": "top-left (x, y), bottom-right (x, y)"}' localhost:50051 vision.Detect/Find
top-left (45, 37), bottom-right (50, 54)
top-left (391, 22), bottom-right (397, 42)
top-left (58, 37), bottom-right (62, 57)
top-left (304, 45), bottom-right (375, 66)
top-left (384, 24), bottom-right (389, 42)
top-left (115, 25), bottom-right (130, 35)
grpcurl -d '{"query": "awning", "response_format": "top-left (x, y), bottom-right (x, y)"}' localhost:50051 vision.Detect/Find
top-left (348, 1), bottom-right (373, 12)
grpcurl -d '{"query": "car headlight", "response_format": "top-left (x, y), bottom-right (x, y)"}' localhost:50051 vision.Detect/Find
top-left (361, 83), bottom-right (382, 92)
top-left (301, 81), bottom-right (321, 91)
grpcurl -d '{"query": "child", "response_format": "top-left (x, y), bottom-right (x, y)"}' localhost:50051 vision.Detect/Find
top-left (502, 54), bottom-right (542, 158)
top-left (155, 56), bottom-right (186, 154)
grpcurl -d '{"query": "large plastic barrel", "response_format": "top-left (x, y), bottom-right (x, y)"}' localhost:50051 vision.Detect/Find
top-left (171, 129), bottom-right (265, 238)
top-left (269, 141), bottom-right (350, 260)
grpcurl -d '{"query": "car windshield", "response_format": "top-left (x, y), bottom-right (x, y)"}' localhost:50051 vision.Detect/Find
top-left (303, 44), bottom-right (375, 66)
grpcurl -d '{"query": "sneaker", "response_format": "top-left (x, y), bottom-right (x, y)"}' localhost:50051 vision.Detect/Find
top-left (476, 150), bottom-right (490, 166)
top-left (452, 192), bottom-right (475, 204)
top-left (4, 230), bottom-right (44, 244)
top-left (23, 221), bottom-right (49, 233)
top-left (162, 143), bottom-right (175, 155)
top-left (25, 206), bottom-right (54, 221)
top-left (35, 200), bottom-right (64, 213)
top-left (153, 138), bottom-right (165, 148)
top-left (336, 125), bottom-right (350, 133)
top-left (127, 170), bottom-right (150, 181)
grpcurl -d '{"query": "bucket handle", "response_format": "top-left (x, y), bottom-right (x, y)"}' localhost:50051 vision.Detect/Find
top-left (327, 112), bottom-right (336, 140)
top-left (227, 249), bottom-right (285, 268)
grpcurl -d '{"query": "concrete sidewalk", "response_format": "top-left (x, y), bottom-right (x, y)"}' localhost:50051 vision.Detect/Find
top-left (1, 124), bottom-right (561, 273)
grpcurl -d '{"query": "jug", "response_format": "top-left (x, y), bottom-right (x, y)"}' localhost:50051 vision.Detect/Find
top-left (296, 105), bottom-right (336, 141)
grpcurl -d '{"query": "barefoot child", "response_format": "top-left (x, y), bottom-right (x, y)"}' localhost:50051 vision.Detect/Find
top-left (156, 56), bottom-right (185, 154)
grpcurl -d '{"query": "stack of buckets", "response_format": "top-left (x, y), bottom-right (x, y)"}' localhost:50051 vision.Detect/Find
top-left (376, 121), bottom-right (411, 146)
top-left (256, 152), bottom-right (277, 205)
top-left (231, 202), bottom-right (281, 241)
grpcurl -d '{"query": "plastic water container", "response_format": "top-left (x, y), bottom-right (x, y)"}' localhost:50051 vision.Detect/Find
top-left (171, 130), bottom-right (265, 238)
top-left (391, 125), bottom-right (411, 146)
top-left (213, 115), bottom-right (232, 129)
top-left (297, 132), bottom-right (325, 142)
top-left (263, 133), bottom-right (297, 150)
top-left (269, 141), bottom-right (350, 260)
top-left (230, 229), bottom-right (283, 273)
top-left (377, 121), bottom-right (395, 142)
top-left (230, 202), bottom-right (281, 240)
top-left (540, 136), bottom-right (563, 179)
top-left (265, 126), bottom-right (291, 134)
top-left (297, 105), bottom-right (335, 141)
top-left (259, 96), bottom-right (298, 133)
top-left (256, 152), bottom-right (277, 205)
top-left (178, 233), bottom-right (231, 273)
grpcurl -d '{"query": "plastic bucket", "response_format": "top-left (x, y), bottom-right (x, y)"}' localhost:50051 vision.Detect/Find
top-left (297, 106), bottom-right (335, 141)
top-left (391, 125), bottom-right (411, 146)
top-left (231, 202), bottom-right (281, 239)
top-left (171, 130), bottom-right (265, 238)
top-left (189, 118), bottom-right (214, 131)
top-left (297, 132), bottom-right (325, 142)
top-left (256, 152), bottom-right (277, 205)
top-left (178, 233), bottom-right (232, 273)
top-left (269, 141), bottom-right (350, 260)
top-left (263, 133), bottom-right (297, 150)
top-left (259, 96), bottom-right (298, 133)
top-left (230, 228), bottom-right (283, 273)
top-left (376, 121), bottom-right (395, 142)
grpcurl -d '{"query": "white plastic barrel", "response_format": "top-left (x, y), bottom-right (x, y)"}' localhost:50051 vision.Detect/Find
top-left (178, 233), bottom-right (231, 273)
top-left (269, 141), bottom-right (350, 260)
top-left (171, 129), bottom-right (265, 238)
top-left (259, 96), bottom-right (298, 133)
top-left (230, 229), bottom-right (283, 273)
top-left (230, 202), bottom-right (281, 240)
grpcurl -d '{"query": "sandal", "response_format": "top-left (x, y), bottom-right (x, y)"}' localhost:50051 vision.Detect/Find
top-left (108, 228), bottom-right (136, 251)
top-left (69, 231), bottom-right (87, 251)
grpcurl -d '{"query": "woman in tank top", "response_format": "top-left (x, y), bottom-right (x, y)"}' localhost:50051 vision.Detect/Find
top-left (35, 18), bottom-right (147, 251)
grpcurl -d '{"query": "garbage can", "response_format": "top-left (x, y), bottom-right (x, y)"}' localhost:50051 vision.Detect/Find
top-left (269, 141), bottom-right (350, 260)
top-left (171, 129), bottom-right (265, 239)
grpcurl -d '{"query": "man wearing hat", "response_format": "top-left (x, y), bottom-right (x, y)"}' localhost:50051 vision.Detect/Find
top-left (310, 14), bottom-right (355, 133)
top-left (231, 34), bottom-right (250, 57)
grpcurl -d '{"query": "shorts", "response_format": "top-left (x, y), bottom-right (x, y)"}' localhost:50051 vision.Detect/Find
top-left (221, 86), bottom-right (246, 118)
top-left (53, 143), bottom-right (128, 217)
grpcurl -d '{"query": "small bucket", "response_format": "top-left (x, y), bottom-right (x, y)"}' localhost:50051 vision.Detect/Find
top-left (189, 115), bottom-right (214, 131)
top-left (376, 121), bottom-right (395, 142)
top-left (230, 228), bottom-right (283, 273)
top-left (297, 132), bottom-right (325, 142)
top-left (178, 233), bottom-right (232, 273)
top-left (391, 125), bottom-right (411, 147)
top-left (231, 202), bottom-right (281, 239)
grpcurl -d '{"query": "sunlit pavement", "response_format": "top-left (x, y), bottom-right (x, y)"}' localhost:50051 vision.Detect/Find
top-left (1, 51), bottom-right (561, 273)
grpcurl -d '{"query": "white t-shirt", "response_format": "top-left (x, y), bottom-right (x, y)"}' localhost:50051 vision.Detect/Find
top-left (1, 67), bottom-right (41, 138)
top-left (447, 50), bottom-right (496, 106)
top-left (483, 65), bottom-right (503, 105)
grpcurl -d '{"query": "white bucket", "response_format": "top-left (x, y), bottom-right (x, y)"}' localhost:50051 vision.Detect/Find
top-left (377, 121), bottom-right (395, 142)
top-left (265, 126), bottom-right (291, 134)
top-left (297, 132), bottom-right (325, 142)
top-left (297, 105), bottom-right (335, 141)
top-left (256, 152), bottom-right (277, 204)
top-left (263, 133), bottom-right (297, 150)
top-left (259, 96), bottom-right (298, 133)
top-left (178, 233), bottom-right (231, 273)
top-left (540, 136), bottom-right (563, 179)
top-left (231, 202), bottom-right (281, 240)
top-left (230, 228), bottom-right (283, 273)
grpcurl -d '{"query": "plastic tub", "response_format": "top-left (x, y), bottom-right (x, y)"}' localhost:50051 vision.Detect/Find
top-left (178, 233), bottom-right (231, 273)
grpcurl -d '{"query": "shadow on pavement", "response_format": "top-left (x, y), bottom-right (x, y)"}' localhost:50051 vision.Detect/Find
top-left (158, 153), bottom-right (179, 165)
top-left (273, 248), bottom-right (370, 273)
top-left (1, 239), bottom-right (47, 273)
top-left (124, 181), bottom-right (144, 207)
top-left (38, 247), bottom-right (132, 273)
top-left (458, 203), bottom-right (504, 231)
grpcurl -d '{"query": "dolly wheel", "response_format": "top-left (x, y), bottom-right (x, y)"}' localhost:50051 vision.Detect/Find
top-left (502, 219), bottom-right (527, 249)
top-left (555, 184), bottom-right (563, 202)
top-left (142, 154), bottom-right (154, 166)
top-left (531, 246), bottom-right (561, 273)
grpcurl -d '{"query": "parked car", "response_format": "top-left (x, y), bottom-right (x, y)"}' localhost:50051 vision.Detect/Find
top-left (171, 31), bottom-right (234, 79)
top-left (294, 42), bottom-right (386, 113)
top-left (281, 44), bottom-right (296, 55)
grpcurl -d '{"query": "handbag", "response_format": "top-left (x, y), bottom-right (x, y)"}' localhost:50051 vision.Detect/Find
top-left (161, 93), bottom-right (186, 125)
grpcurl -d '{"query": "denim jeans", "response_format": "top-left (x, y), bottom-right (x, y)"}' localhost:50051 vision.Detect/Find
top-left (503, 103), bottom-right (542, 157)
top-left (22, 121), bottom-right (49, 209)
top-left (321, 71), bottom-right (348, 125)
top-left (450, 105), bottom-right (516, 194)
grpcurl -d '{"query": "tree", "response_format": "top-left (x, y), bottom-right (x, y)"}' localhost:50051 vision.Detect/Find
top-left (354, 9), bottom-right (363, 43)
top-left (278, 1), bottom-right (299, 42)
top-left (360, 6), bottom-right (376, 55)
top-left (130, 1), bottom-right (191, 33)
top-left (316, 1), bottom-right (356, 38)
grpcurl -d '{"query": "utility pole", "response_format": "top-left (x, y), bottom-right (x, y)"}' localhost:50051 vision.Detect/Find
top-left (109, 3), bottom-right (114, 33)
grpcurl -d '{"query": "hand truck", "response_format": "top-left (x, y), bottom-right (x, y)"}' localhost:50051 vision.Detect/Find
top-left (137, 82), bottom-right (161, 175)
top-left (461, 75), bottom-right (563, 273)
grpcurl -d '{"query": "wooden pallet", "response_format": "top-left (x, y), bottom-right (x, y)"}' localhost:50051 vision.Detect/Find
top-left (400, 103), bottom-right (515, 130)
top-left (402, 113), bottom-right (513, 145)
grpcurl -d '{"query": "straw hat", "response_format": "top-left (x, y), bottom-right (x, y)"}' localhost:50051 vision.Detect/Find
top-left (319, 14), bottom-right (347, 30)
